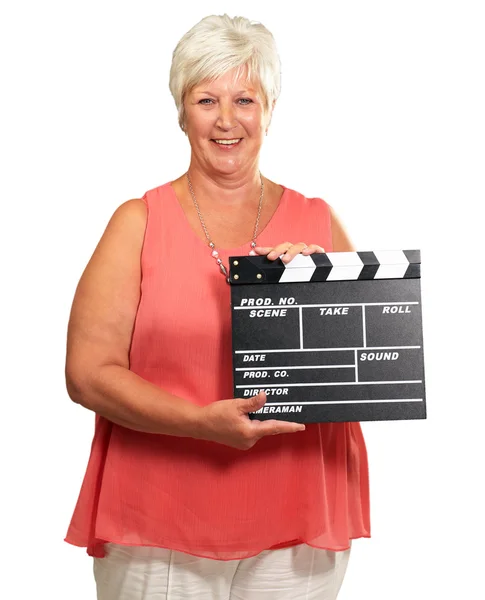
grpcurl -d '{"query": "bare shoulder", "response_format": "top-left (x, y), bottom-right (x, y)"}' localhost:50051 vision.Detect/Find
top-left (66, 198), bottom-right (148, 385)
top-left (107, 197), bottom-right (147, 235)
top-left (89, 198), bottom-right (148, 263)
top-left (329, 205), bottom-right (355, 252)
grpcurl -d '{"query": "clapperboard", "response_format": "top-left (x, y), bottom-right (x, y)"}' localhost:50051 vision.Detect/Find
top-left (229, 250), bottom-right (426, 423)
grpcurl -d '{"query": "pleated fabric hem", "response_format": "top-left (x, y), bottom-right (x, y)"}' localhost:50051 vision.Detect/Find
top-left (64, 530), bottom-right (371, 560)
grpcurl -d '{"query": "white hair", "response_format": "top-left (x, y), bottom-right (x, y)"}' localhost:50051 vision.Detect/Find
top-left (169, 14), bottom-right (282, 132)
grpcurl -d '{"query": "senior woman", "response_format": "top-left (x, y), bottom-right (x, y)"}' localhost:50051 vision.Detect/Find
top-left (64, 14), bottom-right (370, 600)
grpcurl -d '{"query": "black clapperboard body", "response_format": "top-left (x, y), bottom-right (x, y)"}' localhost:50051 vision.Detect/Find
top-left (229, 250), bottom-right (426, 423)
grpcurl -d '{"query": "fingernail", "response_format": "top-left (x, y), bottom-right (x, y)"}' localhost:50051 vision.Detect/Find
top-left (249, 250), bottom-right (257, 256)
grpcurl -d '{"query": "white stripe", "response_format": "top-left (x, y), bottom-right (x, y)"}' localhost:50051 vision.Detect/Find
top-left (375, 263), bottom-right (409, 278)
top-left (326, 251), bottom-right (363, 266)
top-left (280, 266), bottom-right (315, 282)
top-left (374, 250), bottom-right (409, 279)
top-left (326, 265), bottom-right (363, 280)
top-left (283, 254), bottom-right (316, 269)
top-left (278, 254), bottom-right (316, 282)
top-left (374, 250), bottom-right (409, 264)
top-left (325, 252), bottom-right (364, 281)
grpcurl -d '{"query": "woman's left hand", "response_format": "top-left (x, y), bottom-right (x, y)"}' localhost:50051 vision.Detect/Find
top-left (250, 242), bottom-right (325, 263)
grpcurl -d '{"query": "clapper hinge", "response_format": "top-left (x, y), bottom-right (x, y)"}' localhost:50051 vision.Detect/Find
top-left (228, 256), bottom-right (285, 284)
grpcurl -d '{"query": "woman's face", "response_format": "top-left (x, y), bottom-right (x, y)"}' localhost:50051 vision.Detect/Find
top-left (183, 66), bottom-right (272, 178)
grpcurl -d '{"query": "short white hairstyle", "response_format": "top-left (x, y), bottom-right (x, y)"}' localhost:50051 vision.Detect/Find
top-left (169, 14), bottom-right (282, 132)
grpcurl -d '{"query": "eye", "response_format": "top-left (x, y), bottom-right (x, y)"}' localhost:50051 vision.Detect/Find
top-left (238, 98), bottom-right (253, 105)
top-left (198, 98), bottom-right (214, 105)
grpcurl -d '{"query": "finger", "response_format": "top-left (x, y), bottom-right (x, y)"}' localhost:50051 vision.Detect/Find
top-left (254, 242), bottom-right (293, 261)
top-left (251, 246), bottom-right (275, 255)
top-left (237, 391), bottom-right (267, 415)
top-left (252, 419), bottom-right (306, 437)
top-left (280, 242), bottom-right (309, 263)
top-left (301, 244), bottom-right (325, 255)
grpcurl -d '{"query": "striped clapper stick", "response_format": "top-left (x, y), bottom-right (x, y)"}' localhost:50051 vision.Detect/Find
top-left (229, 250), bottom-right (426, 423)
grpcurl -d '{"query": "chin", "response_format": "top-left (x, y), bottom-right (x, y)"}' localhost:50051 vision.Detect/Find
top-left (211, 161), bottom-right (243, 174)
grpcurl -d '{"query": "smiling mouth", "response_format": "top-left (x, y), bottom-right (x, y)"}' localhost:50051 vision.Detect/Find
top-left (211, 138), bottom-right (243, 146)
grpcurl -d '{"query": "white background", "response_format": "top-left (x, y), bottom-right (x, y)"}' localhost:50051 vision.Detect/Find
top-left (1, 1), bottom-right (484, 598)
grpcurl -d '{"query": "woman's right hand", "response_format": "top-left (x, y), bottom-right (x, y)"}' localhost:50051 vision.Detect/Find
top-left (193, 391), bottom-right (306, 450)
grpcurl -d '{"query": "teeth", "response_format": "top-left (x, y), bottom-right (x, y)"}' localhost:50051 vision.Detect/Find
top-left (213, 139), bottom-right (241, 145)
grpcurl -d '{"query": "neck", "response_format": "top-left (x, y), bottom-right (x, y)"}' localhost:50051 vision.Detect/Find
top-left (186, 162), bottom-right (263, 207)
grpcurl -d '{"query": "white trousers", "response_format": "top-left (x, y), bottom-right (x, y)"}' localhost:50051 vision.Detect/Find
top-left (94, 542), bottom-right (351, 600)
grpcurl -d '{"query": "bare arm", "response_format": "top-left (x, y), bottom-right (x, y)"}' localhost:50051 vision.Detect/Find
top-left (65, 199), bottom-right (201, 435)
top-left (65, 199), bottom-right (304, 447)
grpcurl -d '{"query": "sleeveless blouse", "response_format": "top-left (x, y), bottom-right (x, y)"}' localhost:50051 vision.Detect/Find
top-left (64, 182), bottom-right (371, 559)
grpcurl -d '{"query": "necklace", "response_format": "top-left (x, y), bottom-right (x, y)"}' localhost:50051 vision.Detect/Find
top-left (186, 171), bottom-right (264, 282)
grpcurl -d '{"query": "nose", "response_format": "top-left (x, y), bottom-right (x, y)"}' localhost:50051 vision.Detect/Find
top-left (216, 101), bottom-right (238, 131)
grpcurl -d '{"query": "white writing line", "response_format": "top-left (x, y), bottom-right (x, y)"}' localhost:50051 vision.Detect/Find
top-left (236, 380), bottom-right (422, 388)
top-left (261, 399), bottom-right (424, 405)
top-left (299, 306), bottom-right (303, 349)
top-left (234, 301), bottom-right (419, 310)
top-left (235, 346), bottom-right (421, 354)
top-left (235, 365), bottom-right (355, 371)
top-left (354, 349), bottom-right (358, 383)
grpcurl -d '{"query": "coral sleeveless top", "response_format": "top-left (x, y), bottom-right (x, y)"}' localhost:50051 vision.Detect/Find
top-left (65, 181), bottom-right (371, 559)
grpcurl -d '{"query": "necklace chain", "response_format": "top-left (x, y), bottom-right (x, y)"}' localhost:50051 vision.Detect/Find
top-left (186, 172), bottom-right (264, 282)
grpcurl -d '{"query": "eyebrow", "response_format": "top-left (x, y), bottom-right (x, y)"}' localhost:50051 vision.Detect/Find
top-left (194, 89), bottom-right (255, 95)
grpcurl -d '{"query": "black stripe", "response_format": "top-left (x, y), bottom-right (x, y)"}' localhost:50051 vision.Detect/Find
top-left (404, 263), bottom-right (421, 278)
top-left (403, 249), bottom-right (421, 264)
top-left (311, 254), bottom-right (335, 268)
top-left (357, 251), bottom-right (379, 266)
top-left (310, 253), bottom-right (333, 281)
top-left (357, 251), bottom-right (379, 279)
